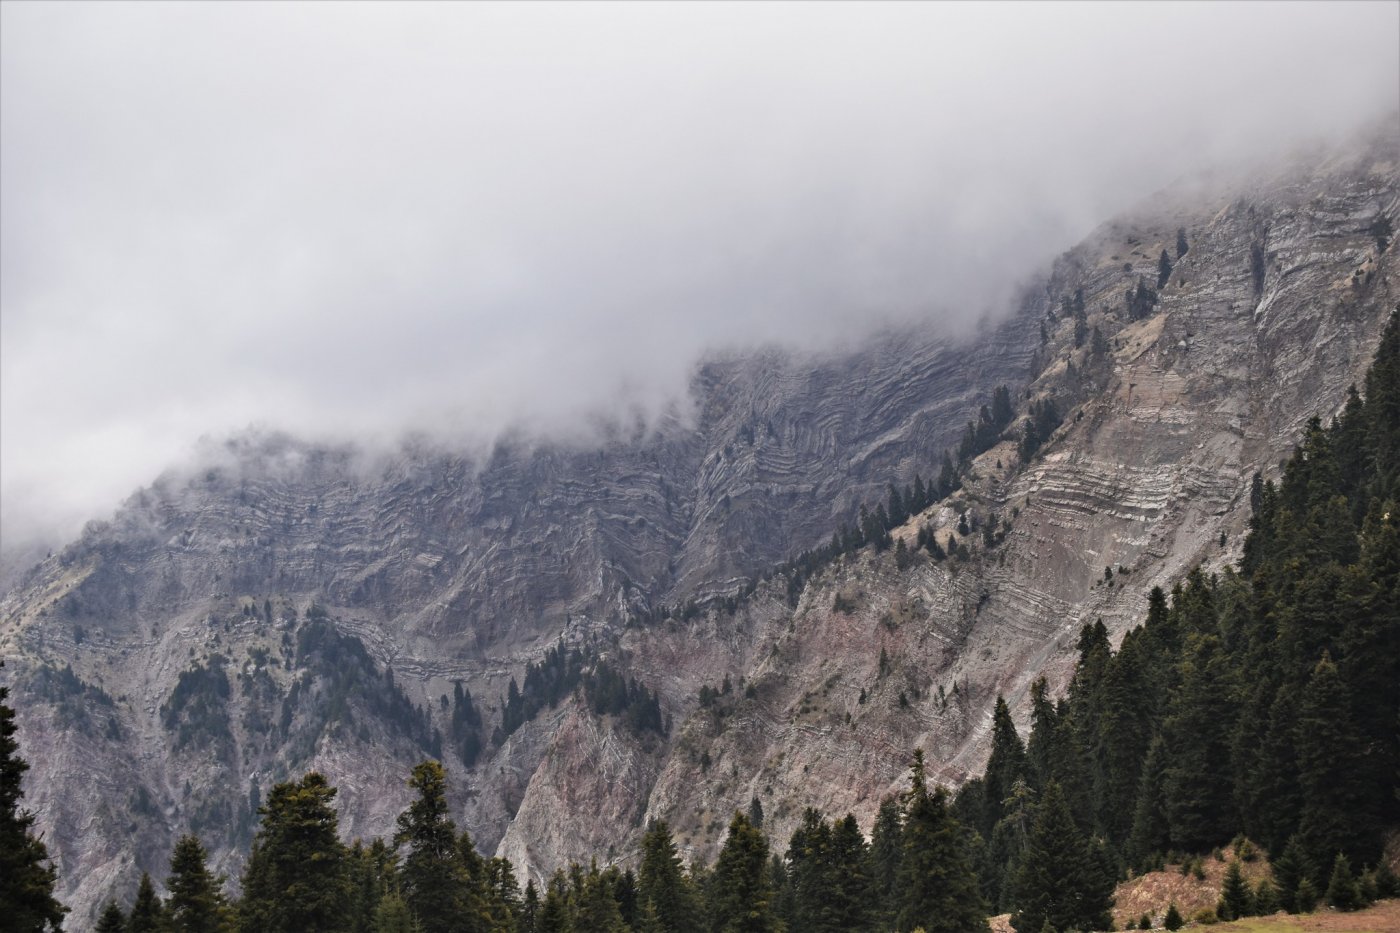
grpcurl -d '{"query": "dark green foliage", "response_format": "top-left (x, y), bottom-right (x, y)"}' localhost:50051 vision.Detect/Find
top-left (638, 820), bottom-right (701, 933)
top-left (1271, 836), bottom-right (1312, 914)
top-left (449, 681), bottom-right (484, 767)
top-left (1125, 276), bottom-right (1159, 320)
top-left (0, 667), bottom-right (68, 932)
top-left (95, 900), bottom-right (126, 933)
top-left (982, 696), bottom-right (1028, 837)
top-left (1371, 213), bottom-right (1392, 252)
top-left (1009, 782), bottom-right (1114, 933)
top-left (583, 659), bottom-right (666, 737)
top-left (371, 893), bottom-right (414, 933)
top-left (26, 662), bottom-right (117, 737)
top-left (1218, 860), bottom-right (1251, 920)
top-left (1163, 902), bottom-right (1183, 930)
top-left (974, 312), bottom-right (1400, 903)
top-left (162, 655), bottom-right (234, 759)
top-left (127, 871), bottom-right (164, 933)
top-left (495, 642), bottom-right (584, 742)
top-left (574, 862), bottom-right (628, 932)
top-left (1161, 634), bottom-right (1237, 852)
top-left (288, 620), bottom-right (438, 758)
top-left (1018, 398), bottom-right (1062, 462)
top-left (1294, 654), bottom-right (1375, 871)
top-left (347, 838), bottom-right (397, 933)
top-left (710, 812), bottom-right (777, 933)
top-left (1295, 877), bottom-right (1319, 913)
top-left (1253, 877), bottom-right (1279, 915)
top-left (1157, 249), bottom-right (1173, 288)
top-left (394, 761), bottom-right (481, 933)
top-left (866, 796), bottom-right (903, 929)
top-left (895, 752), bottom-right (988, 933)
top-left (239, 772), bottom-right (351, 933)
top-left (1325, 853), bottom-right (1361, 911)
top-left (165, 834), bottom-right (232, 932)
top-left (783, 809), bottom-right (872, 932)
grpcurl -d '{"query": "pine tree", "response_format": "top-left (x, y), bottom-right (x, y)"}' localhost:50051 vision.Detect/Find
top-left (1295, 877), bottom-right (1319, 913)
top-left (127, 871), bottom-right (164, 933)
top-left (637, 819), bottom-right (700, 933)
top-left (1010, 782), bottom-right (1114, 933)
top-left (239, 771), bottom-right (351, 932)
top-left (1176, 227), bottom-right (1188, 258)
top-left (165, 834), bottom-right (232, 933)
top-left (347, 838), bottom-right (398, 933)
top-left (983, 696), bottom-right (1028, 835)
top-left (574, 862), bottom-right (627, 933)
top-left (895, 752), bottom-right (988, 933)
top-left (1163, 902), bottom-right (1183, 930)
top-left (1253, 876), bottom-right (1279, 915)
top-left (1161, 635), bottom-right (1238, 851)
top-left (0, 667), bottom-right (67, 931)
top-left (394, 761), bottom-right (479, 933)
top-left (711, 812), bottom-right (777, 933)
top-left (95, 900), bottom-right (126, 933)
top-left (1218, 860), bottom-right (1252, 920)
top-left (866, 796), bottom-right (903, 929)
top-left (1295, 654), bottom-right (1371, 872)
top-left (371, 893), bottom-right (415, 933)
top-left (1325, 853), bottom-right (1361, 911)
top-left (536, 871), bottom-right (571, 933)
top-left (1270, 836), bottom-right (1312, 913)
top-left (1157, 250), bottom-right (1173, 288)
top-left (786, 808), bottom-right (837, 932)
top-left (828, 814), bottom-right (873, 931)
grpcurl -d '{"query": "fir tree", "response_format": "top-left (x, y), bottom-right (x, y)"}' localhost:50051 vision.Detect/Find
top-left (894, 751), bottom-right (988, 933)
top-left (983, 696), bottom-right (1028, 835)
top-left (1161, 635), bottom-right (1237, 851)
top-left (1218, 860), bottom-right (1252, 920)
top-left (1325, 853), bottom-right (1361, 911)
top-left (1295, 654), bottom-right (1372, 872)
top-left (1253, 876), bottom-right (1279, 915)
top-left (828, 814), bottom-right (873, 932)
top-left (1295, 877), bottom-right (1319, 913)
top-left (1163, 903), bottom-right (1183, 930)
top-left (165, 834), bottom-right (232, 933)
top-left (394, 761), bottom-right (479, 933)
top-left (95, 900), bottom-right (126, 933)
top-left (370, 893), bottom-right (415, 933)
top-left (0, 667), bottom-right (67, 931)
top-left (1271, 836), bottom-right (1312, 914)
top-left (1157, 250), bottom-right (1173, 288)
top-left (786, 808), bottom-right (837, 932)
top-left (239, 771), bottom-right (351, 933)
top-left (574, 862), bottom-right (627, 933)
top-left (1010, 782), bottom-right (1114, 933)
top-left (710, 812), bottom-right (776, 933)
top-left (1176, 227), bottom-right (1188, 258)
top-left (127, 871), bottom-right (164, 933)
top-left (637, 819), bottom-right (700, 933)
top-left (866, 796), bottom-right (903, 929)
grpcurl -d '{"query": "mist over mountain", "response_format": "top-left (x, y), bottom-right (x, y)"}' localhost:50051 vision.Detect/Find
top-left (3, 2), bottom-right (1397, 552)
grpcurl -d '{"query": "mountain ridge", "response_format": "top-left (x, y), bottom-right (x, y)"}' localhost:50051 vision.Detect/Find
top-left (2, 125), bottom-right (1396, 928)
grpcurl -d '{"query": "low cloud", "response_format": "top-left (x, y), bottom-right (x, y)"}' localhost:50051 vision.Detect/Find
top-left (3, 2), bottom-right (1397, 550)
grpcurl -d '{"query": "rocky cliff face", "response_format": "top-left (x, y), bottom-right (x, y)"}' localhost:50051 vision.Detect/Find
top-left (2, 127), bottom-right (1396, 928)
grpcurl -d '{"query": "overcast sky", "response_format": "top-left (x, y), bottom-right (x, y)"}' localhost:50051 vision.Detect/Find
top-left (2, 1), bottom-right (1397, 551)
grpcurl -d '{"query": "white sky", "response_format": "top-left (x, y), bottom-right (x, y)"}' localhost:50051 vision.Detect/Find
top-left (3, 1), bottom-right (1398, 550)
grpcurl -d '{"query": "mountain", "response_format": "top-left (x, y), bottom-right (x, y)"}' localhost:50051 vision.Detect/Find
top-left (2, 124), bottom-right (1396, 928)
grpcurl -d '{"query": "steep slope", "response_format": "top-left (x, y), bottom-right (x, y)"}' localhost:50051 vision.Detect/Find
top-left (1, 126), bottom-right (1395, 927)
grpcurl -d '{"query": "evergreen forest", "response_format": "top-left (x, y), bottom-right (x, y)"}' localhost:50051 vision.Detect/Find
top-left (3, 314), bottom-right (1397, 932)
